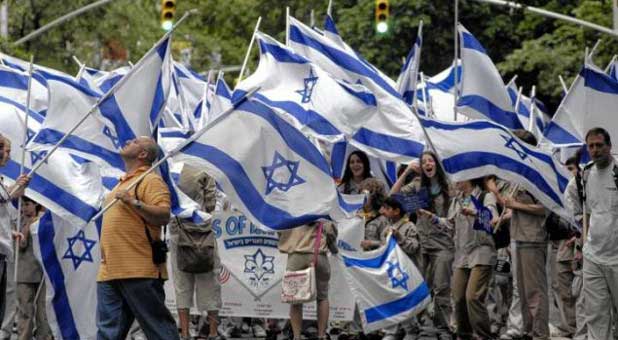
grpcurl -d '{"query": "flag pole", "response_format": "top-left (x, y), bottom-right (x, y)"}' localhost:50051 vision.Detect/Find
top-left (420, 71), bottom-right (430, 117)
top-left (528, 85), bottom-right (537, 132)
top-left (411, 21), bottom-right (423, 114)
top-left (236, 16), bottom-right (262, 86)
top-left (604, 55), bottom-right (617, 73)
top-left (286, 7), bottom-right (291, 46)
top-left (453, 0), bottom-right (460, 121)
top-left (558, 75), bottom-right (568, 94)
top-left (327, 0), bottom-right (333, 16)
top-left (506, 74), bottom-right (518, 88)
top-left (9, 11), bottom-right (193, 196)
top-left (89, 87), bottom-right (260, 223)
top-left (514, 86), bottom-right (523, 114)
top-left (14, 55), bottom-right (34, 282)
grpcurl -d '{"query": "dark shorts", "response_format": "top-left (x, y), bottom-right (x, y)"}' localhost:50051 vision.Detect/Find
top-left (286, 253), bottom-right (330, 302)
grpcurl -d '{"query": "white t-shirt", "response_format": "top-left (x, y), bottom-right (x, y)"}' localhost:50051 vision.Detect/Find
top-left (583, 159), bottom-right (618, 265)
top-left (0, 177), bottom-right (16, 258)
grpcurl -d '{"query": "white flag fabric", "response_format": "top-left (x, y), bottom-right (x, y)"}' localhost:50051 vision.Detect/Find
top-left (580, 65), bottom-right (618, 154)
top-left (421, 117), bottom-right (572, 220)
top-left (32, 211), bottom-right (100, 340)
top-left (288, 16), bottom-right (425, 162)
top-left (174, 98), bottom-right (361, 230)
top-left (457, 25), bottom-right (523, 130)
top-left (236, 32), bottom-right (376, 143)
top-left (0, 96), bottom-right (103, 226)
top-left (415, 62), bottom-right (464, 122)
top-left (339, 234), bottom-right (430, 332)
top-left (396, 24), bottom-right (423, 107)
top-left (541, 64), bottom-right (617, 151)
top-left (0, 64), bottom-right (49, 114)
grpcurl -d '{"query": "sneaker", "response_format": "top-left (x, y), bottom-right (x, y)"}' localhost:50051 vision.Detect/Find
top-left (253, 324), bottom-right (267, 337)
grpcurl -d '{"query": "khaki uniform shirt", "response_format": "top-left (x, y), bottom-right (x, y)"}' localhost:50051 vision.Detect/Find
top-left (97, 166), bottom-right (171, 281)
top-left (401, 179), bottom-right (454, 252)
top-left (451, 187), bottom-right (498, 269)
top-left (380, 216), bottom-right (420, 265)
top-left (277, 222), bottom-right (335, 255)
top-left (509, 187), bottom-right (547, 243)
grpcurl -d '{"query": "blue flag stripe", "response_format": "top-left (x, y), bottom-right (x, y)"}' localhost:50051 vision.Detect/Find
top-left (461, 31), bottom-right (487, 54)
top-left (542, 121), bottom-right (582, 145)
top-left (458, 95), bottom-right (524, 130)
top-left (342, 237), bottom-right (398, 268)
top-left (1, 160), bottom-right (100, 222)
top-left (352, 128), bottom-right (425, 159)
top-left (583, 67), bottom-right (618, 94)
top-left (289, 25), bottom-right (402, 100)
top-left (364, 282), bottom-right (430, 324)
top-left (240, 100), bottom-right (333, 175)
top-left (442, 152), bottom-right (564, 207)
top-left (258, 40), bottom-right (309, 65)
top-left (0, 95), bottom-right (45, 124)
top-left (181, 141), bottom-right (328, 230)
top-left (37, 213), bottom-right (81, 339)
top-left (33, 128), bottom-right (125, 170)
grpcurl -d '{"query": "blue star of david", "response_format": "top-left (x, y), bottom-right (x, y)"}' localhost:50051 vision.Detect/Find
top-left (103, 126), bottom-right (121, 149)
top-left (25, 129), bottom-right (36, 143)
top-left (62, 230), bottom-right (96, 270)
top-left (295, 68), bottom-right (319, 103)
top-left (244, 248), bottom-right (275, 281)
top-left (387, 261), bottom-right (410, 291)
top-left (30, 150), bottom-right (48, 165)
top-left (501, 134), bottom-right (528, 160)
top-left (261, 151), bottom-right (305, 195)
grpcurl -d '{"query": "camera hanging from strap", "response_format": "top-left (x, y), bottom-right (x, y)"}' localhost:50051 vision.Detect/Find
top-left (133, 178), bottom-right (168, 266)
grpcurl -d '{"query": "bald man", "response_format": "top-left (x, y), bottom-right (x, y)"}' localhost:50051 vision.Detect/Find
top-left (96, 137), bottom-right (179, 340)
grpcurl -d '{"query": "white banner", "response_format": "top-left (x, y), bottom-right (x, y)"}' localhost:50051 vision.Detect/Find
top-left (212, 211), bottom-right (355, 321)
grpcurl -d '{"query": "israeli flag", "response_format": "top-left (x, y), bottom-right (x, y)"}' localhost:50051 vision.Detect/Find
top-left (32, 36), bottom-right (172, 171)
top-left (581, 65), bottom-right (618, 154)
top-left (541, 66), bottom-right (596, 149)
top-left (457, 25), bottom-right (523, 130)
top-left (236, 32), bottom-right (376, 143)
top-left (339, 234), bottom-right (430, 332)
top-left (166, 62), bottom-right (207, 132)
top-left (288, 16), bottom-right (425, 162)
top-left (396, 23), bottom-right (423, 107)
top-left (506, 82), bottom-right (548, 139)
top-left (416, 62), bottom-right (464, 121)
top-left (32, 211), bottom-right (100, 340)
top-left (0, 64), bottom-right (49, 114)
top-left (0, 96), bottom-right (103, 226)
top-left (420, 117), bottom-right (572, 220)
top-left (174, 98), bottom-right (360, 231)
top-left (207, 76), bottom-right (233, 125)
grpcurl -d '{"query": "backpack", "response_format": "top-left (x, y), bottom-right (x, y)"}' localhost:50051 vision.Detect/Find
top-left (479, 191), bottom-right (510, 249)
top-left (544, 212), bottom-right (578, 241)
top-left (175, 217), bottom-right (215, 273)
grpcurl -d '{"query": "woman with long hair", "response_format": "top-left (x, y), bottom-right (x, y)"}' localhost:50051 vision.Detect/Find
top-left (391, 150), bottom-right (454, 340)
top-left (338, 150), bottom-right (372, 195)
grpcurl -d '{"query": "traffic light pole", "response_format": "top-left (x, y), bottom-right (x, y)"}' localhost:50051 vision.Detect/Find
top-left (468, 0), bottom-right (618, 38)
top-left (13, 0), bottom-right (116, 46)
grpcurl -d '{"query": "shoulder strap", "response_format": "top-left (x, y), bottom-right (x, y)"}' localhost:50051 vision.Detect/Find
top-left (312, 222), bottom-right (324, 267)
top-left (133, 176), bottom-right (167, 242)
top-left (575, 172), bottom-right (584, 205)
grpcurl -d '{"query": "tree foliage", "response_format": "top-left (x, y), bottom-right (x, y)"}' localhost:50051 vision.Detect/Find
top-left (2, 0), bottom-right (616, 111)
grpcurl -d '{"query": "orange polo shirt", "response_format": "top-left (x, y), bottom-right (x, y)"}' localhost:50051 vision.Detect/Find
top-left (97, 166), bottom-right (171, 282)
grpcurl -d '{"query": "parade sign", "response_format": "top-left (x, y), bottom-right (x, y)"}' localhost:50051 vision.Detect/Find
top-left (213, 211), bottom-right (355, 321)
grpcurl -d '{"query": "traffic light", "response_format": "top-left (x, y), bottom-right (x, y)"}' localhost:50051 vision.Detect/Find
top-left (375, 0), bottom-right (389, 34)
top-left (161, 0), bottom-right (176, 31)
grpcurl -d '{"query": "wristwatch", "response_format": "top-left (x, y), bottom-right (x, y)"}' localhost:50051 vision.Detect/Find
top-left (132, 199), bottom-right (143, 209)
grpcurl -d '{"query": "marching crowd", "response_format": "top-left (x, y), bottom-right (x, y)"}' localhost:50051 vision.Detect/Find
top-left (0, 125), bottom-right (617, 340)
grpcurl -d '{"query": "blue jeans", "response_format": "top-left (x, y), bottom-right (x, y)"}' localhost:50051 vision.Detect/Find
top-left (96, 278), bottom-right (179, 340)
